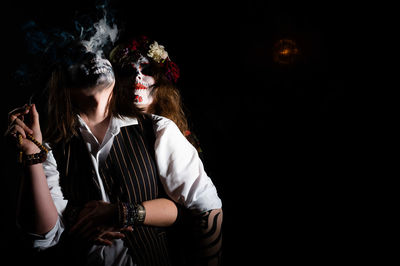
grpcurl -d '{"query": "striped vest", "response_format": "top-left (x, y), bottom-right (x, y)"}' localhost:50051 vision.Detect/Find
top-left (53, 116), bottom-right (172, 266)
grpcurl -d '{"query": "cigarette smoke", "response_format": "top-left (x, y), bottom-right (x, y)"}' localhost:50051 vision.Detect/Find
top-left (15, 0), bottom-right (119, 89)
top-left (80, 14), bottom-right (119, 58)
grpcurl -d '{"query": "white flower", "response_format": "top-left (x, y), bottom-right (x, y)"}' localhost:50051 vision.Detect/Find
top-left (147, 41), bottom-right (168, 63)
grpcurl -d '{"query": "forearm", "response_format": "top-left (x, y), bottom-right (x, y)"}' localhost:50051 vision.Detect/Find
top-left (190, 208), bottom-right (223, 266)
top-left (142, 198), bottom-right (178, 227)
top-left (18, 163), bottom-right (59, 235)
top-left (118, 198), bottom-right (178, 228)
top-left (6, 104), bottom-right (58, 234)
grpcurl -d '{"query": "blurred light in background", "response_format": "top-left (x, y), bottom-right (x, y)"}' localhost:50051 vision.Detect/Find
top-left (273, 39), bottom-right (299, 65)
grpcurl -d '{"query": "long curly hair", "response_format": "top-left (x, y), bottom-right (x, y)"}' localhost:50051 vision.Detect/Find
top-left (146, 61), bottom-right (189, 135)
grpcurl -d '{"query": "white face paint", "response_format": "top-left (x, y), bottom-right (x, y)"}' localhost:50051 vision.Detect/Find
top-left (67, 42), bottom-right (115, 91)
top-left (132, 56), bottom-right (155, 108)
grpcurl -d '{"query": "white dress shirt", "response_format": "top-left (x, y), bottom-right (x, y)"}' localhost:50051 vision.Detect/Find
top-left (32, 114), bottom-right (222, 255)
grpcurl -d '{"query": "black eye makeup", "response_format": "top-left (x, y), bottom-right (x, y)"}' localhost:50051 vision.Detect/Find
top-left (140, 63), bottom-right (154, 76)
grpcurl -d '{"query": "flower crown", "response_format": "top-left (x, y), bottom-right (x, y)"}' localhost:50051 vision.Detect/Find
top-left (110, 35), bottom-right (180, 83)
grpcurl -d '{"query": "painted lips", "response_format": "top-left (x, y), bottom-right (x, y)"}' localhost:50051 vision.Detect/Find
top-left (135, 83), bottom-right (148, 90)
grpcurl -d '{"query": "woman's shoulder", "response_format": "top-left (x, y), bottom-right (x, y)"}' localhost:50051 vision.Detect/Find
top-left (150, 114), bottom-right (176, 129)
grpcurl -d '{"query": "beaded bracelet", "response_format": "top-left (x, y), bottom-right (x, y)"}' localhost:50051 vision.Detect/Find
top-left (117, 201), bottom-right (146, 228)
top-left (23, 150), bottom-right (48, 166)
top-left (18, 133), bottom-right (49, 165)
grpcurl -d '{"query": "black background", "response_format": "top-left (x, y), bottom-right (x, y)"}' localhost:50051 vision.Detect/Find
top-left (1, 0), bottom-right (362, 265)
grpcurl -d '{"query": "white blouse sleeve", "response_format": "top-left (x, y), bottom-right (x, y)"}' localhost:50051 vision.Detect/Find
top-left (42, 148), bottom-right (68, 216)
top-left (27, 147), bottom-right (67, 250)
top-left (153, 115), bottom-right (222, 212)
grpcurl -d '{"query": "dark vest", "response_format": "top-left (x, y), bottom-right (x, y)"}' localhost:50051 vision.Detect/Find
top-left (52, 116), bottom-right (171, 266)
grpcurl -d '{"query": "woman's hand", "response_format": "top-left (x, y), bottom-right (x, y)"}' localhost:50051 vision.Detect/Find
top-left (5, 104), bottom-right (42, 154)
top-left (69, 200), bottom-right (132, 246)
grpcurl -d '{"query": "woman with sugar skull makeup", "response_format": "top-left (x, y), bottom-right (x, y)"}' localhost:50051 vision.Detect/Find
top-left (5, 29), bottom-right (222, 266)
top-left (109, 36), bottom-right (203, 156)
top-left (109, 35), bottom-right (223, 266)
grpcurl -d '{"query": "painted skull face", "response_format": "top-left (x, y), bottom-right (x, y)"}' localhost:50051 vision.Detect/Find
top-left (65, 17), bottom-right (117, 91)
top-left (132, 55), bottom-right (155, 107)
top-left (66, 42), bottom-right (115, 91)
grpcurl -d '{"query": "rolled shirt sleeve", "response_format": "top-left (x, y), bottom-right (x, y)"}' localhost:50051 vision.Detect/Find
top-left (28, 217), bottom-right (65, 250)
top-left (153, 115), bottom-right (222, 212)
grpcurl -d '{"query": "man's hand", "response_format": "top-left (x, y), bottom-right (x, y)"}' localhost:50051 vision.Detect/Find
top-left (5, 104), bottom-right (42, 154)
top-left (69, 200), bottom-right (132, 246)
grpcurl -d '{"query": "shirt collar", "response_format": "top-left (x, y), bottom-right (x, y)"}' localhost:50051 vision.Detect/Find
top-left (77, 115), bottom-right (138, 136)
top-left (109, 116), bottom-right (138, 136)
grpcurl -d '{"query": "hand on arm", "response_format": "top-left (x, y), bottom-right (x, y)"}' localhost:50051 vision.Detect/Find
top-left (69, 198), bottom-right (178, 246)
top-left (187, 208), bottom-right (224, 266)
top-left (69, 200), bottom-right (130, 246)
top-left (154, 118), bottom-right (223, 264)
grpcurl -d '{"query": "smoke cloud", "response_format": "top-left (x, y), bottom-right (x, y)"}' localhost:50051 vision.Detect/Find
top-left (81, 14), bottom-right (119, 57)
top-left (16, 0), bottom-right (119, 89)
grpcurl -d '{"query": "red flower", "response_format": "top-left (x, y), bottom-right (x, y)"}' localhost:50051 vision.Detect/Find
top-left (164, 60), bottom-right (180, 83)
top-left (129, 40), bottom-right (139, 51)
top-left (114, 36), bottom-right (180, 83)
top-left (128, 35), bottom-right (150, 53)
